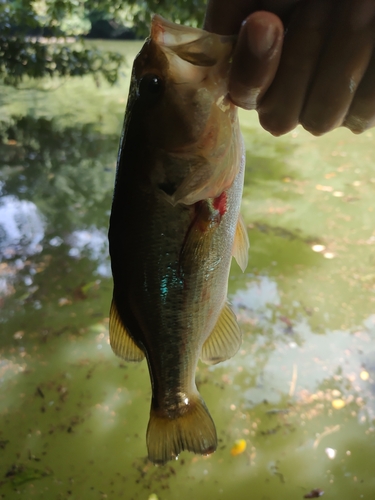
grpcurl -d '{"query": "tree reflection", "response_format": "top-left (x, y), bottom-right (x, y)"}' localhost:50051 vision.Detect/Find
top-left (0, 115), bottom-right (118, 233)
top-left (0, 116), bottom-right (117, 331)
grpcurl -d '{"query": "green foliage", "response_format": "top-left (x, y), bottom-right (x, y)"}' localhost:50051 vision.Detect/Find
top-left (83, 0), bottom-right (206, 35)
top-left (129, 0), bottom-right (206, 34)
top-left (0, 0), bottom-right (206, 87)
top-left (0, 0), bottom-right (123, 87)
top-left (1, 37), bottom-right (124, 86)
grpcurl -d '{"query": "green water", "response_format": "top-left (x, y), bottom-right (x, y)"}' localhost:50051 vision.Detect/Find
top-left (1, 41), bottom-right (375, 499)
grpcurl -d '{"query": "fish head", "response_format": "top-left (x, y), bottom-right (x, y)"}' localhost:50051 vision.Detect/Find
top-left (129, 15), bottom-right (237, 152)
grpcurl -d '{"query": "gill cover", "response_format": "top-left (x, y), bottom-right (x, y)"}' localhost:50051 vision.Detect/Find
top-left (148, 15), bottom-right (241, 206)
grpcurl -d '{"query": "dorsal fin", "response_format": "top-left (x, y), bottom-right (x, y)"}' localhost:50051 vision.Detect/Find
top-left (109, 299), bottom-right (145, 362)
top-left (201, 303), bottom-right (242, 365)
top-left (232, 213), bottom-right (249, 272)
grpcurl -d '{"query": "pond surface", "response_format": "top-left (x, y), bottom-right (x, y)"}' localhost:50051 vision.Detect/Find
top-left (1, 41), bottom-right (375, 500)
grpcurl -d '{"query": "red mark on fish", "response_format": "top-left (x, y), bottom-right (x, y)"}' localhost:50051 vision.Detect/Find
top-left (213, 192), bottom-right (227, 218)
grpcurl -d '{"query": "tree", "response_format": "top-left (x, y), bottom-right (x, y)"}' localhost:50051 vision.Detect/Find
top-left (0, 0), bottom-right (206, 87)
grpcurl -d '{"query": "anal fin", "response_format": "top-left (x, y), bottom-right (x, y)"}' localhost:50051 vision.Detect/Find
top-left (232, 213), bottom-right (249, 272)
top-left (109, 298), bottom-right (145, 362)
top-left (201, 302), bottom-right (242, 365)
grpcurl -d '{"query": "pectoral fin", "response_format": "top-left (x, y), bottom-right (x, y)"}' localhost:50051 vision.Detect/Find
top-left (178, 200), bottom-right (217, 268)
top-left (170, 156), bottom-right (213, 206)
top-left (109, 299), bottom-right (145, 362)
top-left (232, 214), bottom-right (249, 272)
top-left (201, 303), bottom-right (242, 365)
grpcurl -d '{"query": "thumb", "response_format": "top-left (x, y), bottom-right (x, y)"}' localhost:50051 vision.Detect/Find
top-left (229, 11), bottom-right (284, 109)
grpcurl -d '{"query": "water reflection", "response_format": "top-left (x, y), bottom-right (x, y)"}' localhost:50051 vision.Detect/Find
top-left (0, 194), bottom-right (45, 259)
top-left (0, 116), bottom-right (116, 303)
top-left (0, 115), bottom-right (117, 230)
top-left (0, 189), bottom-right (45, 298)
top-left (0, 91), bottom-right (374, 498)
top-left (206, 272), bottom-right (375, 446)
top-left (67, 227), bottom-right (110, 277)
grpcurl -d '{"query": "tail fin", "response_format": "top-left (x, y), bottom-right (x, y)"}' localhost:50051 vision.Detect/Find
top-left (146, 394), bottom-right (217, 465)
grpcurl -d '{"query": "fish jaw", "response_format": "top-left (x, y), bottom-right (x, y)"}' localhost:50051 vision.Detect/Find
top-left (151, 14), bottom-right (235, 80)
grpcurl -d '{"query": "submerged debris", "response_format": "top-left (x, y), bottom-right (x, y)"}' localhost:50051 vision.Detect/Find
top-left (5, 463), bottom-right (52, 486)
top-left (304, 488), bottom-right (324, 498)
top-left (0, 440), bottom-right (9, 450)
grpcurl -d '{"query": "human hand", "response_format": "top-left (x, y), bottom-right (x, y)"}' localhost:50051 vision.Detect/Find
top-left (204, 0), bottom-right (375, 136)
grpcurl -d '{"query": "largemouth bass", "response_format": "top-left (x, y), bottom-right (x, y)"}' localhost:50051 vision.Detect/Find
top-left (108, 15), bottom-right (249, 465)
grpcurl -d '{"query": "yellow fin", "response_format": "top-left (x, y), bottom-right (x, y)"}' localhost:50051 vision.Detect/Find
top-left (179, 200), bottom-right (220, 273)
top-left (201, 302), bottom-right (242, 365)
top-left (170, 156), bottom-right (213, 206)
top-left (146, 394), bottom-right (217, 465)
top-left (109, 299), bottom-right (145, 362)
top-left (232, 213), bottom-right (249, 272)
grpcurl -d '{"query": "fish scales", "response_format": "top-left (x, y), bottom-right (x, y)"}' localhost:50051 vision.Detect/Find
top-left (108, 15), bottom-right (249, 465)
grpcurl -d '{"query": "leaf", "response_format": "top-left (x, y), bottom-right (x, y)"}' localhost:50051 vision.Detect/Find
top-left (5, 464), bottom-right (52, 486)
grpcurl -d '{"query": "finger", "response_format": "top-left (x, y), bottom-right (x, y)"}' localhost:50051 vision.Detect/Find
top-left (257, 0), bottom-right (334, 135)
top-left (300, 0), bottom-right (375, 135)
top-left (228, 12), bottom-right (284, 109)
top-left (343, 50), bottom-right (375, 133)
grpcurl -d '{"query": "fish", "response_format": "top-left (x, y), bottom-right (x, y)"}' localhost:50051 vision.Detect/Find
top-left (108, 14), bottom-right (249, 465)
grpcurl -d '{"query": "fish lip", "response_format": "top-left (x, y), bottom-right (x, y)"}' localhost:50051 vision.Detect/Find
top-left (151, 14), bottom-right (204, 47)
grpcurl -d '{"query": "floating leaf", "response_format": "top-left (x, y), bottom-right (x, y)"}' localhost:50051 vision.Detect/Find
top-left (316, 184), bottom-right (333, 192)
top-left (231, 439), bottom-right (246, 456)
top-left (332, 399), bottom-right (345, 410)
top-left (312, 245), bottom-right (325, 253)
top-left (5, 464), bottom-right (52, 486)
top-left (304, 488), bottom-right (324, 498)
top-left (58, 297), bottom-right (72, 306)
top-left (325, 448), bottom-right (336, 459)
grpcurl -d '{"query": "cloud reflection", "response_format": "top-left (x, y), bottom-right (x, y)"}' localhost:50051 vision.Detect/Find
top-left (0, 194), bottom-right (45, 259)
top-left (67, 227), bottom-right (110, 277)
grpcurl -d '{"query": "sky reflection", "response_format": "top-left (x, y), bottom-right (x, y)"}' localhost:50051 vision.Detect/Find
top-left (0, 187), bottom-right (111, 298)
top-left (0, 194), bottom-right (45, 259)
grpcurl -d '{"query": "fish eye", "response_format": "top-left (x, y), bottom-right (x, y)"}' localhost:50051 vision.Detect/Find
top-left (138, 74), bottom-right (164, 98)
